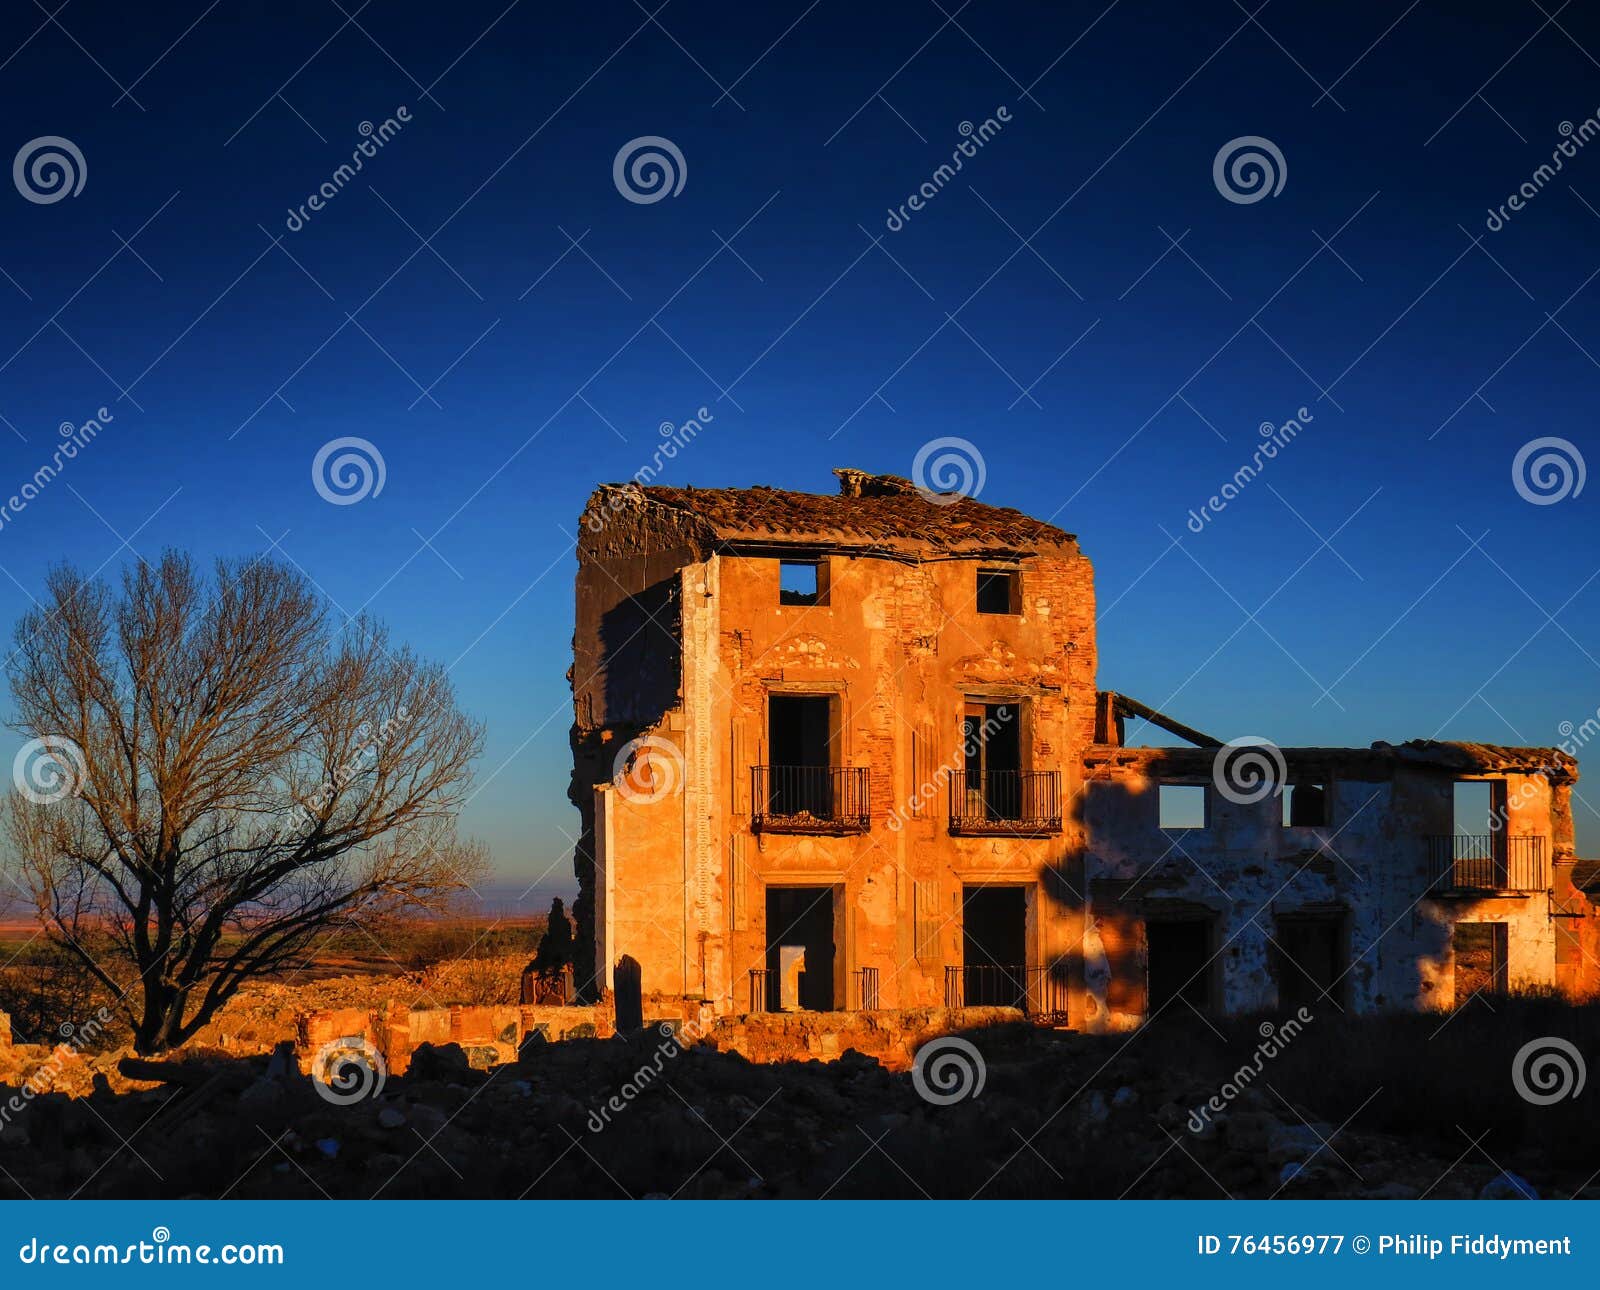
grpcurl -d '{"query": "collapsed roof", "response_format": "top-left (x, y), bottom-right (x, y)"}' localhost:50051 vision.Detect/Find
top-left (1085, 739), bottom-right (1577, 783)
top-left (587, 468), bottom-right (1078, 558)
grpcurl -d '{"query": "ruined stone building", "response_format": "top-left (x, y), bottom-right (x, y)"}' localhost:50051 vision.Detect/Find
top-left (568, 469), bottom-right (1599, 1027)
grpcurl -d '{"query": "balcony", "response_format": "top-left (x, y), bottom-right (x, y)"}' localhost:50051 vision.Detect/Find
top-left (943, 965), bottom-right (1069, 1022)
top-left (750, 765), bottom-right (871, 834)
top-left (948, 769), bottom-right (1061, 836)
top-left (1426, 834), bottom-right (1548, 893)
top-left (745, 965), bottom-right (880, 1011)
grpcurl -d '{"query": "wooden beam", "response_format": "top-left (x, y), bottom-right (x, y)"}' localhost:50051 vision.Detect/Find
top-left (1110, 693), bottom-right (1223, 748)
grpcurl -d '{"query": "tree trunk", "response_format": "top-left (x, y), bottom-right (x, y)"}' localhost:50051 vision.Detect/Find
top-left (133, 983), bottom-right (192, 1055)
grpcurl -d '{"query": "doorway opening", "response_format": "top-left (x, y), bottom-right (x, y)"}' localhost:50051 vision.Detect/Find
top-left (1274, 914), bottom-right (1345, 1012)
top-left (764, 886), bottom-right (837, 1011)
top-left (961, 885), bottom-right (1027, 1006)
top-left (1453, 922), bottom-right (1508, 1001)
top-left (962, 700), bottom-right (1022, 820)
top-left (766, 694), bottom-right (835, 818)
top-left (1146, 918), bottom-right (1214, 1014)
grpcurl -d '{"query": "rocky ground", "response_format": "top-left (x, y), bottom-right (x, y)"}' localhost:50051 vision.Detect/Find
top-left (1, 1009), bottom-right (1593, 1200)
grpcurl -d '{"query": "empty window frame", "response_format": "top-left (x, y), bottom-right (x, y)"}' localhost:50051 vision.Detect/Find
top-left (1158, 783), bottom-right (1207, 830)
top-left (1282, 781), bottom-right (1331, 827)
top-left (975, 567), bottom-right (1021, 615)
top-left (1452, 780), bottom-right (1498, 835)
top-left (779, 559), bottom-right (828, 606)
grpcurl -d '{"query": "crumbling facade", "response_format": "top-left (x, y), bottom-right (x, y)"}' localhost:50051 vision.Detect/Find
top-left (568, 469), bottom-right (1598, 1027)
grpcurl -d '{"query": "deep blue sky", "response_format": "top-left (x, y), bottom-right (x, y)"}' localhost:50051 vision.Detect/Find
top-left (1, 0), bottom-right (1598, 896)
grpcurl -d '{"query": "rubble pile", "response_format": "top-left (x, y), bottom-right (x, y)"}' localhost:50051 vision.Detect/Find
top-left (1, 1019), bottom-right (1593, 1200)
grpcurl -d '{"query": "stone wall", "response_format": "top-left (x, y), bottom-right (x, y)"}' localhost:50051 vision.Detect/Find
top-left (298, 1003), bottom-right (610, 1075)
top-left (1081, 749), bottom-right (1586, 1020)
top-left (1555, 862), bottom-right (1600, 1000)
top-left (298, 1001), bottom-right (1019, 1074)
top-left (701, 1005), bottom-right (1022, 1070)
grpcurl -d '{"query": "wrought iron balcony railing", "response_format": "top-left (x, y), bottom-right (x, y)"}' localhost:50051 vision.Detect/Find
top-left (748, 968), bottom-right (771, 1013)
top-left (750, 765), bottom-right (871, 833)
top-left (1426, 834), bottom-right (1548, 893)
top-left (747, 965), bottom-right (881, 1013)
top-left (948, 769), bottom-right (1061, 835)
top-left (943, 964), bottom-right (1069, 1022)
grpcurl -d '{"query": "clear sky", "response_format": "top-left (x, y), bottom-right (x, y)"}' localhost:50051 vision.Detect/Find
top-left (1, 0), bottom-right (1597, 897)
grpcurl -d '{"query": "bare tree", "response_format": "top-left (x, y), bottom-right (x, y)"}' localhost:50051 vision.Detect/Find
top-left (4, 552), bottom-right (487, 1053)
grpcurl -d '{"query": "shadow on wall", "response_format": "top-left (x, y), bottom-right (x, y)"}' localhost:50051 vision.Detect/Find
top-left (1039, 776), bottom-right (1459, 1024)
top-left (598, 572), bottom-right (681, 723)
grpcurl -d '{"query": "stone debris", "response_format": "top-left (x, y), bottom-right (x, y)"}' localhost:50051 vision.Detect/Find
top-left (0, 1018), bottom-right (1591, 1200)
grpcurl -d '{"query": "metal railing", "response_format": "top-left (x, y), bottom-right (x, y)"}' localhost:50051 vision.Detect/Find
top-left (747, 968), bottom-right (771, 1013)
top-left (751, 765), bottom-right (871, 832)
top-left (1427, 835), bottom-right (1548, 892)
top-left (948, 769), bottom-right (1061, 834)
top-left (749, 965), bottom-right (882, 1012)
top-left (943, 964), bottom-right (1069, 1021)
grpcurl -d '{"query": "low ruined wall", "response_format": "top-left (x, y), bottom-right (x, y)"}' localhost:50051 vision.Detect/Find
top-left (298, 1003), bottom-right (610, 1075)
top-left (298, 1002), bottom-right (1022, 1074)
top-left (701, 1006), bottom-right (1023, 1070)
